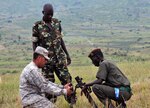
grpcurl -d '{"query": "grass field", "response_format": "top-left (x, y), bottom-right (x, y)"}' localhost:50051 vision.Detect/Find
top-left (0, 1), bottom-right (150, 107)
top-left (0, 61), bottom-right (150, 108)
top-left (0, 25), bottom-right (149, 107)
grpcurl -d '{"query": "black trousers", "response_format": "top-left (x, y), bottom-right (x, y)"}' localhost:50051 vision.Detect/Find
top-left (92, 84), bottom-right (132, 105)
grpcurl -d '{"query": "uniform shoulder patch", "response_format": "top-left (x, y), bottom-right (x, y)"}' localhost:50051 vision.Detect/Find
top-left (34, 21), bottom-right (42, 26)
top-left (52, 18), bottom-right (61, 23)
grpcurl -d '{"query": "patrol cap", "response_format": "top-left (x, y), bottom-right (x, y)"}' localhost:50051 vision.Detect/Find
top-left (35, 46), bottom-right (50, 60)
top-left (88, 48), bottom-right (103, 58)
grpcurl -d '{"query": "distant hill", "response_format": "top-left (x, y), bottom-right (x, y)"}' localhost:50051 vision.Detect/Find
top-left (0, 0), bottom-right (150, 73)
top-left (0, 2), bottom-right (150, 108)
top-left (0, 0), bottom-right (150, 27)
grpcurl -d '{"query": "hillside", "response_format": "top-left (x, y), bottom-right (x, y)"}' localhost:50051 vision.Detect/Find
top-left (0, 1), bottom-right (150, 108)
top-left (0, 0), bottom-right (150, 74)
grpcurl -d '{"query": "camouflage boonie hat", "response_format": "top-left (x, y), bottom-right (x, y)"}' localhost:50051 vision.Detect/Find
top-left (88, 48), bottom-right (103, 58)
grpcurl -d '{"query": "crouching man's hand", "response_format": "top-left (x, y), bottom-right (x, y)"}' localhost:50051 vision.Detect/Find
top-left (81, 84), bottom-right (88, 96)
top-left (64, 83), bottom-right (73, 96)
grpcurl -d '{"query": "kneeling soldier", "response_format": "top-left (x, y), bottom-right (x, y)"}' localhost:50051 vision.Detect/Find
top-left (82, 48), bottom-right (132, 108)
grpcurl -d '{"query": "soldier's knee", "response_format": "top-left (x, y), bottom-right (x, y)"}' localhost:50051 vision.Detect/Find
top-left (62, 73), bottom-right (72, 83)
top-left (92, 84), bottom-right (99, 93)
top-left (61, 77), bottom-right (71, 85)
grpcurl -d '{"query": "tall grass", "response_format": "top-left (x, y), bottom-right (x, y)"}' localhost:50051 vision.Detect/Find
top-left (0, 61), bottom-right (150, 108)
top-left (0, 73), bottom-right (21, 108)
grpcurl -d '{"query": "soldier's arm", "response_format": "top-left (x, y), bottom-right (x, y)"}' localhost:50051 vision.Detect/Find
top-left (56, 18), bottom-right (71, 65)
top-left (27, 69), bottom-right (68, 96)
top-left (61, 38), bottom-right (69, 57)
top-left (85, 78), bottom-right (103, 87)
top-left (32, 23), bottom-right (39, 51)
top-left (61, 38), bottom-right (71, 65)
top-left (56, 18), bottom-right (70, 58)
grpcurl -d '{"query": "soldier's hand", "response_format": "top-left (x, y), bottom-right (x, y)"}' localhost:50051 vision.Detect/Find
top-left (67, 56), bottom-right (71, 65)
top-left (81, 84), bottom-right (88, 96)
top-left (64, 83), bottom-right (73, 96)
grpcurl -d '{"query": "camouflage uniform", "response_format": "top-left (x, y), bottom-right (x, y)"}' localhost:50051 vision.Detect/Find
top-left (32, 18), bottom-right (72, 102)
top-left (32, 18), bottom-right (72, 84)
top-left (20, 61), bottom-right (67, 108)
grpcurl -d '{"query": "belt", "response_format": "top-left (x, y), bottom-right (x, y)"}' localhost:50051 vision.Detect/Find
top-left (119, 86), bottom-right (131, 93)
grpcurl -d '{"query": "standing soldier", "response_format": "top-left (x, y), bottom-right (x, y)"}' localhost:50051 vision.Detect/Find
top-left (32, 3), bottom-right (75, 106)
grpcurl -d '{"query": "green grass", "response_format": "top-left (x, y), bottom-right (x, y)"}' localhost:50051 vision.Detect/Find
top-left (0, 61), bottom-right (150, 108)
top-left (0, 1), bottom-right (150, 107)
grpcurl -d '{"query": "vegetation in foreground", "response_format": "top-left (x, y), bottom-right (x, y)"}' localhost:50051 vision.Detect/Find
top-left (0, 61), bottom-right (150, 108)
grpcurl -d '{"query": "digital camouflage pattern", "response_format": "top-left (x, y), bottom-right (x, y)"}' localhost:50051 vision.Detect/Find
top-left (19, 61), bottom-right (66, 108)
top-left (32, 18), bottom-right (71, 85)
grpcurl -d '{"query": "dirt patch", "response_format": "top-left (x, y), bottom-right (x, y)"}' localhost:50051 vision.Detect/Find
top-left (0, 45), bottom-right (5, 50)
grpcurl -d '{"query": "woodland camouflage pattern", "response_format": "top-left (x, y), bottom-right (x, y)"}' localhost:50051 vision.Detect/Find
top-left (32, 18), bottom-right (71, 84)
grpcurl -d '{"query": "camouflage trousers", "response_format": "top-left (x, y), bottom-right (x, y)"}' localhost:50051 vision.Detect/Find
top-left (42, 63), bottom-right (73, 103)
top-left (42, 63), bottom-right (72, 85)
top-left (23, 98), bottom-right (57, 108)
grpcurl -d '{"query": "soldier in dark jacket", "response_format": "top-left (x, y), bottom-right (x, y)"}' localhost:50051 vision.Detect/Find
top-left (32, 3), bottom-right (74, 105)
top-left (82, 48), bottom-right (132, 108)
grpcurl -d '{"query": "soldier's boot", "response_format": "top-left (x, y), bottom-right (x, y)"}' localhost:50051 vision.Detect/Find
top-left (64, 87), bottom-right (77, 108)
top-left (116, 102), bottom-right (126, 108)
top-left (116, 96), bottom-right (127, 108)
